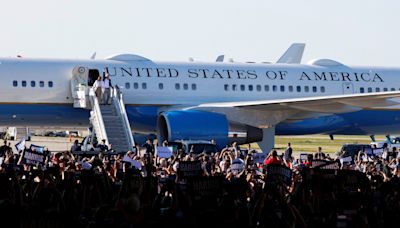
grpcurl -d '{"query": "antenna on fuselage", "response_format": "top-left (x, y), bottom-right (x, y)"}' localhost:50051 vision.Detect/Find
top-left (90, 52), bottom-right (97, 60)
top-left (188, 57), bottom-right (194, 62)
top-left (216, 55), bottom-right (224, 62)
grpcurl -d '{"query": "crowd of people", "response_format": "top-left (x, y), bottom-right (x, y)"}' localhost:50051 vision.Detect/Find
top-left (0, 139), bottom-right (400, 227)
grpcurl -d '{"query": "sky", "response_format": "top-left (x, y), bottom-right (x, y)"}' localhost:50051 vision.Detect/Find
top-left (0, 0), bottom-right (399, 66)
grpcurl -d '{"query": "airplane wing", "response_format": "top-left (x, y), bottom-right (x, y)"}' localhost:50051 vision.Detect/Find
top-left (276, 43), bottom-right (305, 64)
top-left (184, 91), bottom-right (400, 127)
top-left (196, 91), bottom-right (400, 113)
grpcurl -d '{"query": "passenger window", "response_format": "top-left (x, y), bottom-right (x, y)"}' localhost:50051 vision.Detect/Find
top-left (159, 83), bottom-right (164, 90)
top-left (183, 83), bottom-right (188, 90)
top-left (312, 86), bottom-right (317, 93)
top-left (192, 84), bottom-right (197, 90)
top-left (22, 81), bottom-right (27, 87)
top-left (133, 83), bottom-right (139, 89)
top-left (125, 83), bottom-right (130, 89)
top-left (383, 88), bottom-right (388, 91)
top-left (391, 88), bottom-right (396, 91)
top-left (264, 85), bottom-right (269, 92)
top-left (232, 84), bottom-right (237, 91)
top-left (272, 85), bottom-right (277, 92)
top-left (248, 85), bottom-right (253, 91)
top-left (360, 87), bottom-right (365, 93)
top-left (31, 81), bottom-right (35, 87)
top-left (39, 81), bottom-right (44, 87)
top-left (296, 86), bottom-right (301, 92)
top-left (48, 81), bottom-right (53, 87)
top-left (175, 83), bottom-right (180, 90)
top-left (321, 86), bottom-right (325, 93)
top-left (240, 84), bottom-right (245, 91)
top-left (13, 80), bottom-right (17, 87)
top-left (288, 86), bottom-right (293, 92)
top-left (368, 87), bottom-right (372, 93)
top-left (280, 85), bottom-right (285, 92)
top-left (256, 85), bottom-right (261, 91)
top-left (224, 84), bottom-right (229, 91)
top-left (375, 87), bottom-right (380, 92)
top-left (304, 86), bottom-right (309, 92)
top-left (142, 83), bottom-right (147, 89)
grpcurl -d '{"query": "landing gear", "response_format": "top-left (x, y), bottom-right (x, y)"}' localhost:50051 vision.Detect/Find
top-left (370, 135), bottom-right (376, 142)
top-left (256, 127), bottom-right (275, 154)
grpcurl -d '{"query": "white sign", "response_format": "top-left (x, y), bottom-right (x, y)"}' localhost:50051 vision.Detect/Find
top-left (156, 146), bottom-right (173, 158)
top-left (29, 144), bottom-right (44, 153)
top-left (340, 156), bottom-right (353, 164)
top-left (231, 158), bottom-right (245, 175)
top-left (15, 137), bottom-right (26, 152)
top-left (373, 148), bottom-right (384, 156)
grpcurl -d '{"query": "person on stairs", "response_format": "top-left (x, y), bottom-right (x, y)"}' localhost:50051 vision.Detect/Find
top-left (93, 76), bottom-right (103, 104)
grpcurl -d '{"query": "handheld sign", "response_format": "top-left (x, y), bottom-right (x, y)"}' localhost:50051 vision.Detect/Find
top-left (15, 137), bottom-right (26, 153)
top-left (313, 160), bottom-right (341, 170)
top-left (23, 150), bottom-right (45, 166)
top-left (29, 144), bottom-right (45, 153)
top-left (372, 148), bottom-right (384, 156)
top-left (340, 156), bottom-right (353, 165)
top-left (299, 154), bottom-right (308, 163)
top-left (190, 176), bottom-right (223, 197)
top-left (156, 146), bottom-right (173, 158)
top-left (253, 153), bottom-right (267, 164)
top-left (178, 160), bottom-right (202, 178)
top-left (265, 164), bottom-right (292, 186)
top-left (311, 159), bottom-right (328, 168)
top-left (364, 147), bottom-right (373, 155)
top-left (231, 158), bottom-right (245, 175)
top-left (317, 160), bottom-right (341, 170)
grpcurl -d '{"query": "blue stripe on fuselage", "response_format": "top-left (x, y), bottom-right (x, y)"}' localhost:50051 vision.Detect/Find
top-left (0, 104), bottom-right (159, 133)
top-left (0, 104), bottom-right (90, 127)
top-left (1, 104), bottom-right (400, 136)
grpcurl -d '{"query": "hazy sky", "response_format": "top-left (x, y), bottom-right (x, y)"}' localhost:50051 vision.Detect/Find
top-left (1, 0), bottom-right (399, 66)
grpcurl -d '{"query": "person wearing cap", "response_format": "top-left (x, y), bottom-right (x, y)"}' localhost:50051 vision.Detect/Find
top-left (102, 73), bottom-right (113, 105)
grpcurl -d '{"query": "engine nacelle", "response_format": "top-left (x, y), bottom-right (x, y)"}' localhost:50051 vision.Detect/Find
top-left (157, 110), bottom-right (263, 148)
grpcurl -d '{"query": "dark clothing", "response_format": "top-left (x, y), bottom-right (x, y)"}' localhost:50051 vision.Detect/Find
top-left (98, 144), bottom-right (108, 152)
top-left (284, 147), bottom-right (293, 160)
top-left (142, 143), bottom-right (154, 154)
top-left (0, 145), bottom-right (11, 156)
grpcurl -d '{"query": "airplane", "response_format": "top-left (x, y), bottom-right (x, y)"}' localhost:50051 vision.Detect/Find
top-left (1, 43), bottom-right (400, 153)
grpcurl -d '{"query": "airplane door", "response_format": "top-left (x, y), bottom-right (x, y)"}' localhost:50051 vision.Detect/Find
top-left (88, 69), bottom-right (100, 86)
top-left (342, 82), bottom-right (354, 94)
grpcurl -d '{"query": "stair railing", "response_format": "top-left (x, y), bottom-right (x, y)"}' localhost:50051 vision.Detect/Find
top-left (112, 85), bottom-right (135, 150)
top-left (88, 88), bottom-right (109, 145)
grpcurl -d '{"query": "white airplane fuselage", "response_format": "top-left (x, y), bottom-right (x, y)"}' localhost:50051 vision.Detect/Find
top-left (1, 56), bottom-right (400, 138)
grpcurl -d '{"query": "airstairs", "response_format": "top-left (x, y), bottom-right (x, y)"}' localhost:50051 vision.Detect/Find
top-left (71, 67), bottom-right (135, 152)
top-left (88, 87), bottom-right (135, 152)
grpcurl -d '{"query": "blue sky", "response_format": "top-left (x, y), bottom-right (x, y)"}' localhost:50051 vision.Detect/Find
top-left (1, 0), bottom-right (399, 66)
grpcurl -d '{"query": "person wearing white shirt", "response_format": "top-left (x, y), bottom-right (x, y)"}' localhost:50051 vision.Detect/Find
top-left (102, 74), bottom-right (112, 105)
top-left (92, 76), bottom-right (103, 103)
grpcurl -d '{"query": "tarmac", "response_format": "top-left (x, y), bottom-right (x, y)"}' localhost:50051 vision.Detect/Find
top-left (6, 136), bottom-right (78, 153)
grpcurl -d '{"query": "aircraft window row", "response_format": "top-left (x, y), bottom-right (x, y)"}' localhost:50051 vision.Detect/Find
top-left (125, 82), bottom-right (147, 90)
top-left (224, 84), bottom-right (326, 93)
top-left (175, 83), bottom-right (197, 90)
top-left (124, 82), bottom-right (197, 91)
top-left (359, 87), bottom-right (399, 93)
top-left (13, 80), bottom-right (53, 88)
